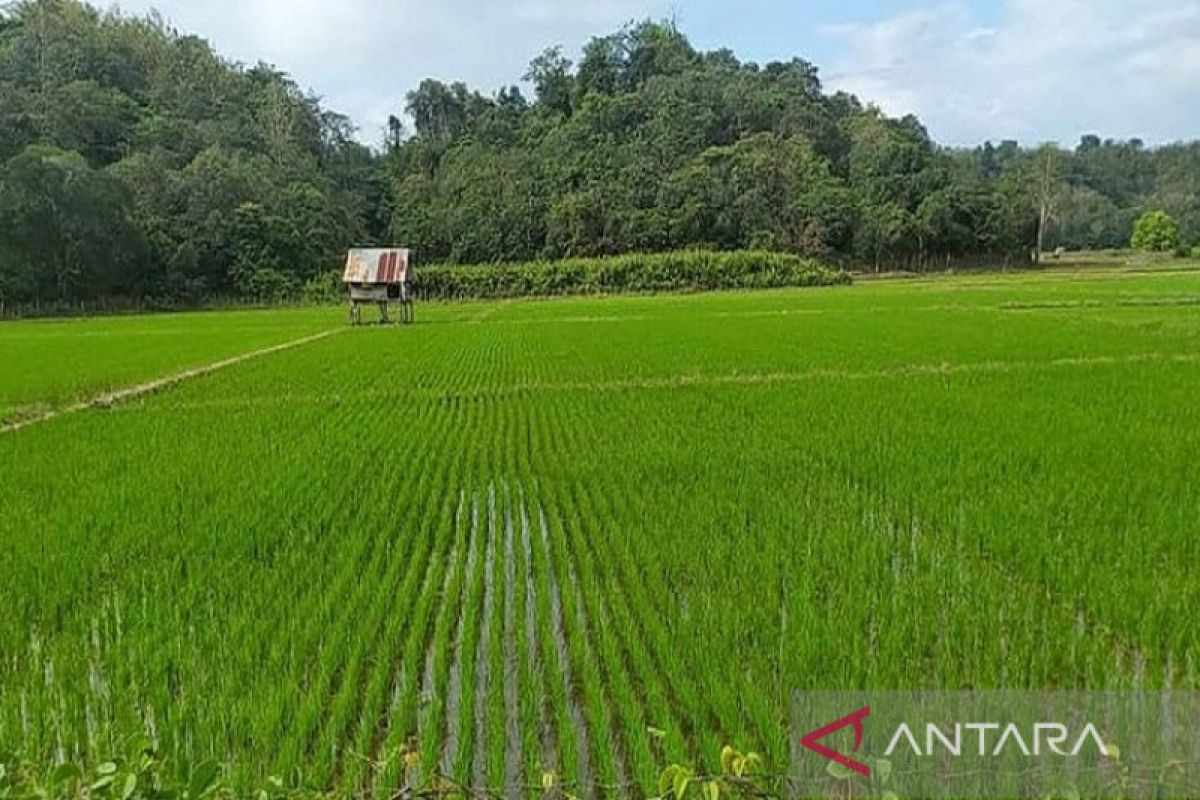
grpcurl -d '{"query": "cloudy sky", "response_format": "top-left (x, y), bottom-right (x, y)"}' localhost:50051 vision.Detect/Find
top-left (110, 0), bottom-right (1200, 148)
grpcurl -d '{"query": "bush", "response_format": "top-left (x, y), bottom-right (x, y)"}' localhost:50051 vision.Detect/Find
top-left (1131, 210), bottom-right (1180, 252)
top-left (233, 266), bottom-right (297, 303)
top-left (412, 250), bottom-right (849, 300)
top-left (302, 269), bottom-right (343, 304)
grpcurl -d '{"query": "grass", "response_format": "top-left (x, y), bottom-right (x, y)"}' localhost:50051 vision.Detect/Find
top-left (1038, 250), bottom-right (1197, 271)
top-left (0, 307), bottom-right (338, 424)
top-left (0, 267), bottom-right (1197, 795)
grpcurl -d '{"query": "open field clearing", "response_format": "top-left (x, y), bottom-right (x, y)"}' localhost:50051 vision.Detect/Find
top-left (2, 268), bottom-right (1199, 795)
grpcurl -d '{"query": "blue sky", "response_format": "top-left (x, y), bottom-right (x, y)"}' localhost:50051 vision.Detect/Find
top-left (111, 0), bottom-right (1199, 148)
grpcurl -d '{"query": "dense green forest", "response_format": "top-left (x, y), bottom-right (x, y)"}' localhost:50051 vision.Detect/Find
top-left (0, 0), bottom-right (1197, 307)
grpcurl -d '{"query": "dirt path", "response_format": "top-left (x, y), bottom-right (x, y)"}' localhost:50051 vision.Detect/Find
top-left (0, 328), bottom-right (341, 435)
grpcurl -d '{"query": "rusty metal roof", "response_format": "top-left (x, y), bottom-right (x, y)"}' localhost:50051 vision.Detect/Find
top-left (343, 248), bottom-right (410, 284)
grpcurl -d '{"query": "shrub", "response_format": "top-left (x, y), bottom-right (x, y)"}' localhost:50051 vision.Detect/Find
top-left (412, 250), bottom-right (849, 300)
top-left (233, 266), bottom-right (297, 303)
top-left (1130, 210), bottom-right (1180, 252)
top-left (302, 269), bottom-right (343, 304)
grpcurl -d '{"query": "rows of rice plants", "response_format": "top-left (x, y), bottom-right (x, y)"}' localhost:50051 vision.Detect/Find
top-left (0, 307), bottom-right (340, 423)
top-left (1, 269), bottom-right (1198, 795)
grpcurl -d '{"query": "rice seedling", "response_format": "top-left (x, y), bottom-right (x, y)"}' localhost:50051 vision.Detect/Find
top-left (1, 268), bottom-right (1197, 795)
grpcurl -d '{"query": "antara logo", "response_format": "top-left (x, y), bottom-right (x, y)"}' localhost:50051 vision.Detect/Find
top-left (799, 706), bottom-right (872, 777)
top-left (799, 704), bottom-right (1116, 777)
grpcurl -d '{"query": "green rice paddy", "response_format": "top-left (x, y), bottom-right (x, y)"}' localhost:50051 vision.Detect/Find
top-left (2, 267), bottom-right (1198, 795)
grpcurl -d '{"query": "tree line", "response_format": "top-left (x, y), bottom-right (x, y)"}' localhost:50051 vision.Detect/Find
top-left (1, 0), bottom-right (1197, 308)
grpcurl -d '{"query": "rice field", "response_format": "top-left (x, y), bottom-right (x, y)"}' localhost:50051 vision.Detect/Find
top-left (1, 267), bottom-right (1199, 796)
top-left (0, 308), bottom-right (333, 425)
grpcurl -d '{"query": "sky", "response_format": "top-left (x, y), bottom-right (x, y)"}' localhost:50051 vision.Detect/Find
top-left (109, 0), bottom-right (1200, 148)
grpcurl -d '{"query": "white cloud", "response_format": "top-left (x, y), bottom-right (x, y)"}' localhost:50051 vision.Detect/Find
top-left (107, 0), bottom-right (1200, 147)
top-left (111, 0), bottom-right (667, 144)
top-left (822, 0), bottom-right (1200, 146)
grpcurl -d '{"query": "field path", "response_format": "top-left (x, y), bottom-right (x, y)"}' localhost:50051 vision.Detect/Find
top-left (0, 328), bottom-right (341, 435)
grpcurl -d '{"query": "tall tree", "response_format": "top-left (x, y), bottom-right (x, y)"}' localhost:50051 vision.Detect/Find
top-left (0, 145), bottom-right (143, 302)
top-left (1030, 144), bottom-right (1065, 262)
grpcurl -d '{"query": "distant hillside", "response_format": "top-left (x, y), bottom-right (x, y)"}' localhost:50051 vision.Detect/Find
top-left (0, 0), bottom-right (1197, 307)
top-left (0, 0), bottom-right (384, 307)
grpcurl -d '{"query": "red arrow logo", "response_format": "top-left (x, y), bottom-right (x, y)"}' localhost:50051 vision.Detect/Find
top-left (800, 706), bottom-right (871, 777)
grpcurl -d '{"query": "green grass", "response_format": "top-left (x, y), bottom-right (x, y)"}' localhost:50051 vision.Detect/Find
top-left (1, 268), bottom-right (1198, 794)
top-left (0, 307), bottom-right (340, 423)
top-left (1040, 249), bottom-right (1195, 270)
